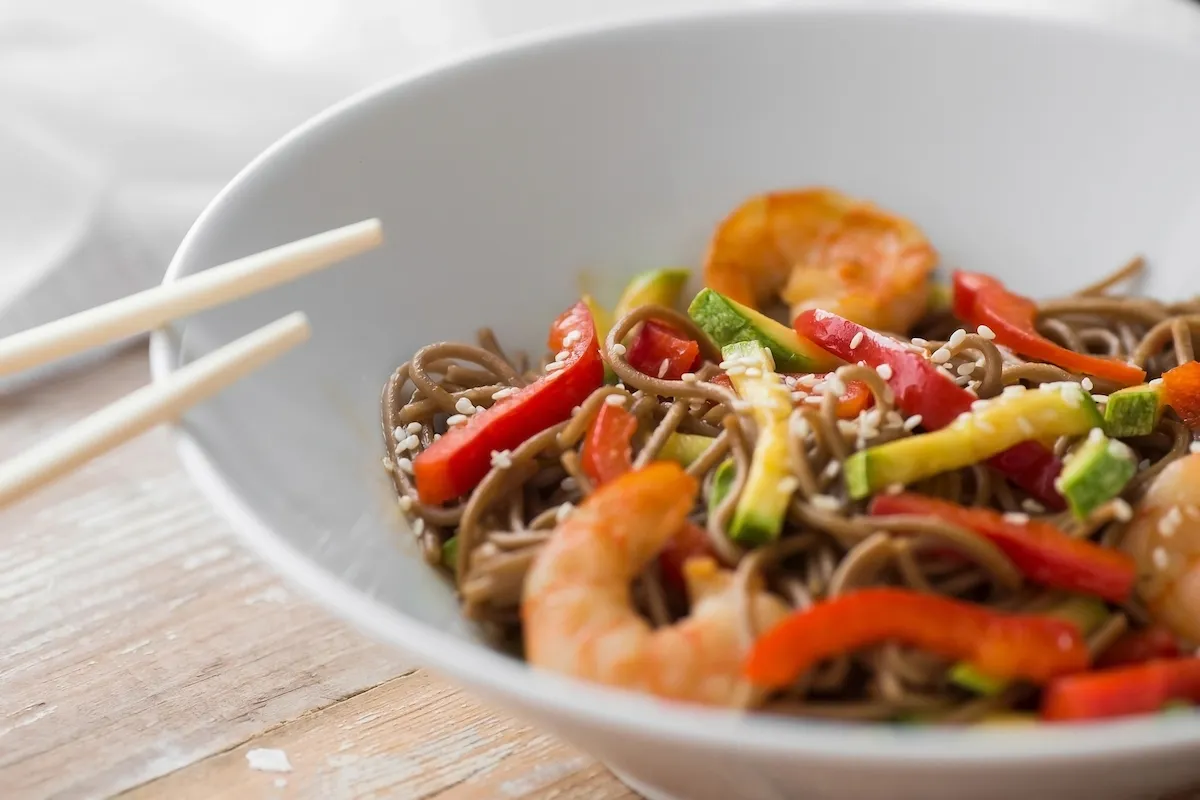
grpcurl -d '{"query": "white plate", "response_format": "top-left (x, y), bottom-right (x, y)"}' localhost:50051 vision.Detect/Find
top-left (152, 6), bottom-right (1200, 799)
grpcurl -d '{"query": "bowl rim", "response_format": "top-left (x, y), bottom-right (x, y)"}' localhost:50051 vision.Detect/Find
top-left (151, 2), bottom-right (1200, 763)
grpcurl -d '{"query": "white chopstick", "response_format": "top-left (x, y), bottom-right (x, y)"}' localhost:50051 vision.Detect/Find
top-left (0, 219), bottom-right (380, 378)
top-left (0, 312), bottom-right (310, 510)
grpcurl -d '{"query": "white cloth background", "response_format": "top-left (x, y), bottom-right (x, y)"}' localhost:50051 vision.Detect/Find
top-left (1, 0), bottom-right (1197, 385)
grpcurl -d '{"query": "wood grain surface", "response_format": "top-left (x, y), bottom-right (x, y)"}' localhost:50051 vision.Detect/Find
top-left (0, 348), bottom-right (632, 799)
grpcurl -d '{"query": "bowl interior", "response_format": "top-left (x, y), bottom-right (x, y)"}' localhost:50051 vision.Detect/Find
top-left (157, 5), bottom-right (1200, 751)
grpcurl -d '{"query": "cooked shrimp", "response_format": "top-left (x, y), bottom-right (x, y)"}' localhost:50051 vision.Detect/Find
top-left (522, 461), bottom-right (789, 706)
top-left (1122, 453), bottom-right (1200, 643)
top-left (703, 188), bottom-right (937, 333)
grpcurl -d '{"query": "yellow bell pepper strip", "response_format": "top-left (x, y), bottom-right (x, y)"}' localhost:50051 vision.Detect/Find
top-left (844, 384), bottom-right (1103, 500)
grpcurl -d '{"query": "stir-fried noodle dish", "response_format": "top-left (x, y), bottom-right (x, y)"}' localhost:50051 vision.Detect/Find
top-left (382, 188), bottom-right (1200, 724)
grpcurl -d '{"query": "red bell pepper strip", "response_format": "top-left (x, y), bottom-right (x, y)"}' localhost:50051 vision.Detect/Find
top-left (580, 403), bottom-right (637, 486)
top-left (794, 308), bottom-right (1065, 508)
top-left (869, 493), bottom-right (1136, 603)
top-left (952, 271), bottom-right (1146, 387)
top-left (626, 320), bottom-right (700, 381)
top-left (709, 372), bottom-right (873, 420)
top-left (413, 302), bottom-right (604, 505)
top-left (1042, 658), bottom-right (1200, 721)
top-left (744, 588), bottom-right (1089, 690)
top-left (1162, 361), bottom-right (1200, 430)
top-left (577, 402), bottom-right (715, 590)
top-left (1096, 627), bottom-right (1183, 669)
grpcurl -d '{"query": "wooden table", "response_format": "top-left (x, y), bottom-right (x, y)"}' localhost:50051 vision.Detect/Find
top-left (0, 348), bottom-right (636, 799)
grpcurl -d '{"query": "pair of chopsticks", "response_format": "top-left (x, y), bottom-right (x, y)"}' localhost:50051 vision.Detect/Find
top-left (0, 219), bottom-right (383, 510)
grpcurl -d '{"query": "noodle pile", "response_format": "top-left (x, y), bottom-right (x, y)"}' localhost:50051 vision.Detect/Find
top-left (381, 258), bottom-right (1196, 722)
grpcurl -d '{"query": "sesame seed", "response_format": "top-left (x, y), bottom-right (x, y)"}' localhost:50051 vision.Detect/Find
top-left (604, 394), bottom-right (626, 407)
top-left (1150, 378), bottom-right (1164, 387)
top-left (790, 413), bottom-right (811, 438)
top-left (948, 329), bottom-right (967, 348)
top-left (798, 374), bottom-right (819, 387)
top-left (804, 395), bottom-right (824, 405)
top-left (1092, 394), bottom-right (1108, 404)
top-left (475, 405), bottom-right (487, 415)
top-left (397, 495), bottom-right (414, 512)
top-left (552, 350), bottom-right (570, 363)
top-left (779, 476), bottom-right (801, 495)
top-left (822, 460), bottom-right (841, 479)
top-left (1003, 512), bottom-right (1030, 525)
top-left (850, 332), bottom-right (864, 350)
top-left (1088, 427), bottom-right (1106, 444)
top-left (447, 414), bottom-right (468, 427)
top-left (971, 399), bottom-right (990, 412)
top-left (826, 375), bottom-right (847, 395)
top-left (1160, 506), bottom-right (1183, 537)
top-left (875, 364), bottom-right (893, 380)
top-left (561, 476), bottom-right (578, 491)
top-left (1060, 388), bottom-right (1082, 408)
top-left (1108, 439), bottom-right (1133, 459)
top-left (392, 426), bottom-right (406, 440)
top-left (1018, 418), bottom-right (1035, 436)
top-left (611, 343), bottom-right (627, 356)
top-left (1021, 499), bottom-right (1045, 514)
top-left (492, 387), bottom-right (516, 401)
top-left (681, 372), bottom-right (698, 383)
top-left (811, 494), bottom-right (842, 511)
top-left (400, 434), bottom-right (421, 451)
top-left (1080, 377), bottom-right (1094, 391)
top-left (616, 382), bottom-right (626, 391)
top-left (433, 433), bottom-right (441, 441)
top-left (1153, 546), bottom-right (1170, 570)
top-left (911, 337), bottom-right (929, 347)
top-left (1112, 499), bottom-right (1133, 521)
top-left (791, 390), bottom-right (808, 402)
top-left (382, 457), bottom-right (394, 472)
top-left (563, 330), bottom-right (581, 345)
top-left (1003, 385), bottom-right (1027, 396)
top-left (930, 348), bottom-right (952, 364)
top-left (555, 503), bottom-right (573, 523)
top-left (545, 360), bottom-right (566, 372)
top-left (406, 421), bottom-right (424, 434)
top-left (977, 325), bottom-right (996, 340)
top-left (956, 362), bottom-right (976, 376)
top-left (744, 367), bottom-right (762, 378)
top-left (412, 517), bottom-right (425, 535)
top-left (726, 364), bottom-right (746, 376)
top-left (886, 483), bottom-right (904, 495)
top-left (395, 457), bottom-right (414, 474)
top-left (654, 359), bottom-right (669, 378)
top-left (1139, 458), bottom-right (1152, 471)
top-left (903, 415), bottom-right (923, 431)
top-left (976, 419), bottom-right (995, 434)
top-left (455, 397), bottom-right (476, 415)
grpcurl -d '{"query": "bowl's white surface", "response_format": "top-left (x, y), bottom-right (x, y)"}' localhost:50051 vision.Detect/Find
top-left (152, 6), bottom-right (1200, 799)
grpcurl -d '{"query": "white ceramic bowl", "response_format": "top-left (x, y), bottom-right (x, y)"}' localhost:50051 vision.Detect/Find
top-left (152, 6), bottom-right (1200, 799)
